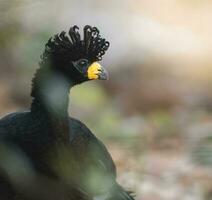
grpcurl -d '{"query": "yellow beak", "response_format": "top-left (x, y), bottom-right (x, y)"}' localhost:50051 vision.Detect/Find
top-left (87, 62), bottom-right (109, 80)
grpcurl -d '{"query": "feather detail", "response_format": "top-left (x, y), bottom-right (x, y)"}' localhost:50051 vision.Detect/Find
top-left (40, 25), bottom-right (110, 68)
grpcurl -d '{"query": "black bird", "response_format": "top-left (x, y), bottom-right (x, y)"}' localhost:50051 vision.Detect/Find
top-left (0, 25), bottom-right (135, 200)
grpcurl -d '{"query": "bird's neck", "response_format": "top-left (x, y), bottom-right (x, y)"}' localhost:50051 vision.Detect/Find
top-left (30, 67), bottom-right (74, 139)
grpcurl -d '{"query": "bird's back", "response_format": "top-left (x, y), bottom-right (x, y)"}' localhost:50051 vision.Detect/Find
top-left (67, 118), bottom-right (116, 195)
top-left (66, 118), bottom-right (135, 200)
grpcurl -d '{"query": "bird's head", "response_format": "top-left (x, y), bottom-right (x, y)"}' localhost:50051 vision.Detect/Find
top-left (40, 25), bottom-right (110, 85)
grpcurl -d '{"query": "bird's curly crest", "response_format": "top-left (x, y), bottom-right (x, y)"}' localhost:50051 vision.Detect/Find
top-left (40, 25), bottom-right (110, 66)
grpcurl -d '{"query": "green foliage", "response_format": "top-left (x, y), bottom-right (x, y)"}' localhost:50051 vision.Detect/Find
top-left (192, 141), bottom-right (212, 167)
top-left (147, 110), bottom-right (180, 139)
top-left (71, 83), bottom-right (107, 108)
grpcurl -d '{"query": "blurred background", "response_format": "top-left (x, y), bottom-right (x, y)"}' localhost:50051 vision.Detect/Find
top-left (0, 0), bottom-right (212, 199)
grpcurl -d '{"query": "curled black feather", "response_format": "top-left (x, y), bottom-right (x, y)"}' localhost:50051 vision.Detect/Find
top-left (40, 25), bottom-right (110, 67)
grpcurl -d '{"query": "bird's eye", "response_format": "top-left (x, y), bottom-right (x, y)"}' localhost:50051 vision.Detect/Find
top-left (72, 59), bottom-right (88, 74)
top-left (79, 59), bottom-right (87, 66)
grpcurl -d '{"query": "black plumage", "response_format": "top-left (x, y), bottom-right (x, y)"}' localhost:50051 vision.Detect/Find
top-left (0, 25), bottom-right (135, 200)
